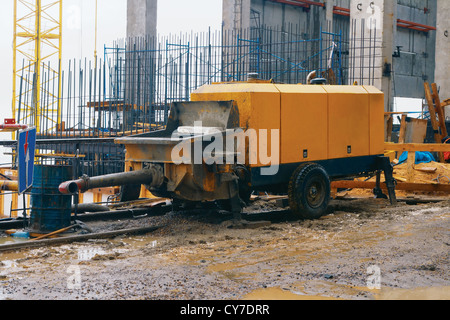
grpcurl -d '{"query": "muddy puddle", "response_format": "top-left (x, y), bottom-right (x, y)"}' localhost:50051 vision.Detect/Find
top-left (243, 284), bottom-right (450, 300)
top-left (243, 286), bottom-right (340, 300)
top-left (375, 286), bottom-right (450, 300)
top-left (0, 198), bottom-right (448, 300)
top-left (0, 236), bottom-right (28, 246)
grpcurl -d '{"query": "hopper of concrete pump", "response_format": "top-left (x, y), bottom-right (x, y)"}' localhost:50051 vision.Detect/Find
top-left (115, 100), bottom-right (240, 163)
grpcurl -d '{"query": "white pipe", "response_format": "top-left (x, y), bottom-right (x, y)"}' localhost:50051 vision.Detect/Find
top-left (306, 70), bottom-right (317, 84)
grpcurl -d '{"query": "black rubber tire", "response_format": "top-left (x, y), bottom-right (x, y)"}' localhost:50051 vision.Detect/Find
top-left (288, 163), bottom-right (331, 220)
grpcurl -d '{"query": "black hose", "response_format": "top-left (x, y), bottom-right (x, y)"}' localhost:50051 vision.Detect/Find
top-left (71, 203), bottom-right (111, 214)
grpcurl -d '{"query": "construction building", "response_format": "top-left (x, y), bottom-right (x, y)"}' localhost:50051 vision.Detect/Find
top-left (223, 0), bottom-right (446, 114)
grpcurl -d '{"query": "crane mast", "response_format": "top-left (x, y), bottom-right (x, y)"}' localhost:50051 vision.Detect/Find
top-left (12, 0), bottom-right (63, 137)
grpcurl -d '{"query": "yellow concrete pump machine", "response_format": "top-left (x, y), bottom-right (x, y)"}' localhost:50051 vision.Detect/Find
top-left (59, 81), bottom-right (396, 220)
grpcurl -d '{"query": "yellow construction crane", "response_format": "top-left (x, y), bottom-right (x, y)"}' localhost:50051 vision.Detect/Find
top-left (12, 0), bottom-right (62, 137)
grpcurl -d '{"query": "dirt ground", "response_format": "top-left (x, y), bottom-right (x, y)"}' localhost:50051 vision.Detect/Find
top-left (0, 196), bottom-right (449, 301)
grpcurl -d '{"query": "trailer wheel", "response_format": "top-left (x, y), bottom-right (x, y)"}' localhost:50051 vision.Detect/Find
top-left (288, 163), bottom-right (330, 220)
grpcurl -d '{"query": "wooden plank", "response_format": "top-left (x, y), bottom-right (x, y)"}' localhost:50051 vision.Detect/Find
top-left (331, 180), bottom-right (450, 193)
top-left (385, 114), bottom-right (394, 142)
top-left (0, 226), bottom-right (162, 253)
top-left (398, 114), bottom-right (407, 144)
top-left (406, 152), bottom-right (415, 182)
top-left (385, 143), bottom-right (450, 152)
top-left (431, 83), bottom-right (448, 138)
top-left (424, 82), bottom-right (445, 162)
top-left (250, 195), bottom-right (289, 201)
top-left (415, 167), bottom-right (437, 174)
top-left (424, 82), bottom-right (442, 142)
top-left (405, 118), bottom-right (428, 143)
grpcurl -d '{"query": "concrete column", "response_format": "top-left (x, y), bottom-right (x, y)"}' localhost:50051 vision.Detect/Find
top-left (127, 0), bottom-right (158, 38)
top-left (435, 0), bottom-right (450, 118)
top-left (325, 0), bottom-right (334, 28)
top-left (222, 0), bottom-right (251, 34)
top-left (125, 0), bottom-right (158, 115)
top-left (349, 0), bottom-right (396, 111)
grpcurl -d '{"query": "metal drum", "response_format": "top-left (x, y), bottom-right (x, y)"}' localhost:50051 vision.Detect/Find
top-left (30, 165), bottom-right (73, 233)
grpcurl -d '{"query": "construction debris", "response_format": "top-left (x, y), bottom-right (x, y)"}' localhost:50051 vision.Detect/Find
top-left (335, 161), bottom-right (450, 199)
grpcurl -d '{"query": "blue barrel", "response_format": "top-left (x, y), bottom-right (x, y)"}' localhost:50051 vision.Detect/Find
top-left (30, 165), bottom-right (73, 233)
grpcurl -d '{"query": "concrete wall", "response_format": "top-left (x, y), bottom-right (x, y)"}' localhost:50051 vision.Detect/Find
top-left (127, 0), bottom-right (158, 39)
top-left (394, 0), bottom-right (437, 100)
top-left (349, 0), bottom-right (396, 111)
top-left (223, 0), bottom-right (331, 35)
top-left (221, 0), bottom-right (438, 107)
top-left (435, 0), bottom-right (450, 118)
top-left (250, 0), bottom-right (327, 34)
top-left (222, 0), bottom-right (251, 33)
top-left (222, 0), bottom-right (353, 36)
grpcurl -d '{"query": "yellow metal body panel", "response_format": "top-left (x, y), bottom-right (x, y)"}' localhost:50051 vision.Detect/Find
top-left (363, 85), bottom-right (385, 155)
top-left (275, 84), bottom-right (328, 164)
top-left (191, 83), bottom-right (385, 167)
top-left (322, 85), bottom-right (370, 159)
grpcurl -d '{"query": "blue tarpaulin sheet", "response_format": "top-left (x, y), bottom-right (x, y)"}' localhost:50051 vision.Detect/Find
top-left (398, 151), bottom-right (435, 165)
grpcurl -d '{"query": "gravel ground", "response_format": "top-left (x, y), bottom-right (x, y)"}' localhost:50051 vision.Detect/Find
top-left (0, 197), bottom-right (449, 300)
